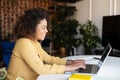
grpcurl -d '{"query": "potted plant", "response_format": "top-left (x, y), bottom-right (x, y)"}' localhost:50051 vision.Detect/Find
top-left (79, 20), bottom-right (101, 55)
top-left (52, 19), bottom-right (82, 55)
top-left (51, 5), bottom-right (82, 57)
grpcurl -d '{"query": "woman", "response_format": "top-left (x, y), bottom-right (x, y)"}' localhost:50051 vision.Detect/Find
top-left (6, 8), bottom-right (86, 80)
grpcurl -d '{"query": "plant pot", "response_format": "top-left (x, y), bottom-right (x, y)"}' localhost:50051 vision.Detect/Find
top-left (59, 47), bottom-right (67, 57)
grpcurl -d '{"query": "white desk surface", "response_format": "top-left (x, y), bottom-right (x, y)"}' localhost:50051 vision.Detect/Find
top-left (37, 55), bottom-right (120, 80)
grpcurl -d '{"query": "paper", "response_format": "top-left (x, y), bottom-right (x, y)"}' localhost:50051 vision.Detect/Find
top-left (68, 74), bottom-right (92, 80)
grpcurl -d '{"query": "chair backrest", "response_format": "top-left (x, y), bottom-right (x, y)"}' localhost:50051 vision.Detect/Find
top-left (0, 41), bottom-right (15, 68)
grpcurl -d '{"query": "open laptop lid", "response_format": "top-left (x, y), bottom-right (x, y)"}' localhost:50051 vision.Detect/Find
top-left (76, 44), bottom-right (112, 75)
top-left (98, 44), bottom-right (112, 67)
top-left (65, 44), bottom-right (112, 75)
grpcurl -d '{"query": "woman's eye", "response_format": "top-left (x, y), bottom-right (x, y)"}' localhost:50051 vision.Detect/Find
top-left (43, 27), bottom-right (46, 29)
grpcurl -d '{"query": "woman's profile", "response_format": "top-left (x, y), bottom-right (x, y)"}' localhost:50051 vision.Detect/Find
top-left (6, 8), bottom-right (86, 80)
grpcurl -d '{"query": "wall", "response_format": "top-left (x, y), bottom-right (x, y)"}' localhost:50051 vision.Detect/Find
top-left (0, 0), bottom-right (50, 40)
top-left (68, 0), bottom-right (120, 38)
top-left (68, 0), bottom-right (120, 55)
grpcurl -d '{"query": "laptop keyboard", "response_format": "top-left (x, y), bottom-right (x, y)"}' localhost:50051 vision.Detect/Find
top-left (78, 64), bottom-right (99, 74)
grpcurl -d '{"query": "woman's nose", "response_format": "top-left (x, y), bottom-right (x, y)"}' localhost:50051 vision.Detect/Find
top-left (46, 29), bottom-right (48, 33)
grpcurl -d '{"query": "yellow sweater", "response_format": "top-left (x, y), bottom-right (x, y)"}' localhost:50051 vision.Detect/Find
top-left (6, 38), bottom-right (66, 80)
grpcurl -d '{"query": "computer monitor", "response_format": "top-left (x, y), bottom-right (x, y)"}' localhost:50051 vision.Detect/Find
top-left (102, 15), bottom-right (120, 50)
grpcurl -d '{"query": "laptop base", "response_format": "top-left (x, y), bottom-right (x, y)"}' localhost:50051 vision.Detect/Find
top-left (76, 64), bottom-right (99, 74)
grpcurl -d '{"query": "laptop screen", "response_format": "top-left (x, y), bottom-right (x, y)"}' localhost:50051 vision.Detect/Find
top-left (98, 44), bottom-right (112, 66)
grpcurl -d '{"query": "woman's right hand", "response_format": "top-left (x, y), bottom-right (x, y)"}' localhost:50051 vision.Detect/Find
top-left (64, 59), bottom-right (86, 72)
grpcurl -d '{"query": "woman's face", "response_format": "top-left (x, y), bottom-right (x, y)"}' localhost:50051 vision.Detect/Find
top-left (35, 19), bottom-right (48, 41)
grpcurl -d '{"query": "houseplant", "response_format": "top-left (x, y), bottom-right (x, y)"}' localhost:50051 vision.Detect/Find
top-left (79, 20), bottom-right (101, 55)
top-left (51, 5), bottom-right (82, 56)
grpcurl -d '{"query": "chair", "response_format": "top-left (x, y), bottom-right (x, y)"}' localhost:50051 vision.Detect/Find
top-left (0, 41), bottom-right (15, 68)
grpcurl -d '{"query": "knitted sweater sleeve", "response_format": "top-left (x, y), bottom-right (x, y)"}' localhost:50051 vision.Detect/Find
top-left (15, 38), bottom-right (66, 74)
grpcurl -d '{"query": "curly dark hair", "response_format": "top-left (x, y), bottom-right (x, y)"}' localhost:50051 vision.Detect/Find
top-left (14, 8), bottom-right (49, 39)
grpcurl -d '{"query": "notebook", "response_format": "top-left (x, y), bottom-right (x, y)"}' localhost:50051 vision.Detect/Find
top-left (76, 44), bottom-right (112, 75)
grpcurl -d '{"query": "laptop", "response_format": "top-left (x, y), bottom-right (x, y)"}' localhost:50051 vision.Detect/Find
top-left (75, 44), bottom-right (112, 75)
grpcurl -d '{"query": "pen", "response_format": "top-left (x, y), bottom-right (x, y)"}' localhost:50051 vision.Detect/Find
top-left (93, 57), bottom-right (100, 60)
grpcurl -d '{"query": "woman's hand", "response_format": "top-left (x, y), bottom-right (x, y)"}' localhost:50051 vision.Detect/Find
top-left (65, 59), bottom-right (86, 72)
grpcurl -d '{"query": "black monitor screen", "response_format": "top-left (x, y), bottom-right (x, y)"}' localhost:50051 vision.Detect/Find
top-left (102, 15), bottom-right (120, 50)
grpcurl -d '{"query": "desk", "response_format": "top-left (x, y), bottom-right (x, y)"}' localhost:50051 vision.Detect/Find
top-left (37, 55), bottom-right (120, 80)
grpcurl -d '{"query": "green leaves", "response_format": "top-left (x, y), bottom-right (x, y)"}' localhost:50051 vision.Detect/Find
top-left (51, 3), bottom-right (82, 54)
top-left (55, 6), bottom-right (77, 21)
top-left (52, 19), bottom-right (80, 49)
top-left (79, 20), bottom-right (101, 54)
